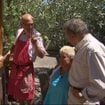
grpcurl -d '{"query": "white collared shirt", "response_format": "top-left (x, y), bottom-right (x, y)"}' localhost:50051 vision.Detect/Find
top-left (69, 33), bottom-right (105, 102)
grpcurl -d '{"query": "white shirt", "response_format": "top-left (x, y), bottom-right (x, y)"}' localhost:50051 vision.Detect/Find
top-left (69, 33), bottom-right (105, 102)
top-left (15, 28), bottom-right (46, 61)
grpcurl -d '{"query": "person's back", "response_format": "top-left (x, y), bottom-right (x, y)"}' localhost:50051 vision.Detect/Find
top-left (70, 34), bottom-right (105, 89)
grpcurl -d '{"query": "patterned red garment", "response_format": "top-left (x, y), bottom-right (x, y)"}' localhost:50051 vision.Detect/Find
top-left (8, 34), bottom-right (35, 101)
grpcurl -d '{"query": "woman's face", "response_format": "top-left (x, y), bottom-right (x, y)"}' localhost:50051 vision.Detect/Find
top-left (60, 53), bottom-right (72, 69)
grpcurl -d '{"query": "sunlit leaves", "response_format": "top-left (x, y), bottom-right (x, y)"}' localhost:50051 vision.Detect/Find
top-left (3, 0), bottom-right (105, 51)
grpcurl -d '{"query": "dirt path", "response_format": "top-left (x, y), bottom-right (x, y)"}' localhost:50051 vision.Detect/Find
top-left (34, 56), bottom-right (57, 69)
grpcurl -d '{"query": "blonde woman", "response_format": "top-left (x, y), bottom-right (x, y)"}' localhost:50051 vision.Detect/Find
top-left (44, 46), bottom-right (75, 105)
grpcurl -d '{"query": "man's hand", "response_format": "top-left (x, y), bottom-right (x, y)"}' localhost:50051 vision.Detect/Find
top-left (72, 87), bottom-right (83, 99)
top-left (31, 35), bottom-right (38, 45)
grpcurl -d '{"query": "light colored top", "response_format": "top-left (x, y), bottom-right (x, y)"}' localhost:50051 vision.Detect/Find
top-left (69, 34), bottom-right (105, 102)
top-left (15, 28), bottom-right (46, 61)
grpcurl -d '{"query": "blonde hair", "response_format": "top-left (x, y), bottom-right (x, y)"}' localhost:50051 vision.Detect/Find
top-left (60, 46), bottom-right (75, 58)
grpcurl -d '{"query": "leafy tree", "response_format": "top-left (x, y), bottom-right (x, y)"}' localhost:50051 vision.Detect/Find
top-left (3, 0), bottom-right (105, 52)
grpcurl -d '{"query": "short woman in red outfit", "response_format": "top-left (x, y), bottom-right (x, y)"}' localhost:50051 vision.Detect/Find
top-left (8, 13), bottom-right (47, 104)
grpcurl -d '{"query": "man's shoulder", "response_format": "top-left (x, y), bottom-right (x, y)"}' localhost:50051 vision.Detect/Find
top-left (33, 29), bottom-right (41, 37)
top-left (16, 28), bottom-right (23, 34)
top-left (86, 39), bottom-right (105, 53)
top-left (36, 31), bottom-right (41, 36)
top-left (15, 28), bottom-right (24, 38)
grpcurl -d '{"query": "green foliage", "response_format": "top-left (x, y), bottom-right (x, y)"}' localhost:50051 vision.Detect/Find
top-left (3, 0), bottom-right (105, 52)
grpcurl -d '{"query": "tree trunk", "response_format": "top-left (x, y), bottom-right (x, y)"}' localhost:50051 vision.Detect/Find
top-left (0, 0), bottom-right (3, 55)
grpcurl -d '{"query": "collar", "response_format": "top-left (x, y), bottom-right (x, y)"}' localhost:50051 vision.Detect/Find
top-left (75, 33), bottom-right (92, 51)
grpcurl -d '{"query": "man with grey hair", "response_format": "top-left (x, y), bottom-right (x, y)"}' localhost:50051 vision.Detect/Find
top-left (64, 19), bottom-right (105, 105)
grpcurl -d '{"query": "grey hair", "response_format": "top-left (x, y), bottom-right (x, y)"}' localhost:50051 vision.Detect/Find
top-left (64, 19), bottom-right (89, 35)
